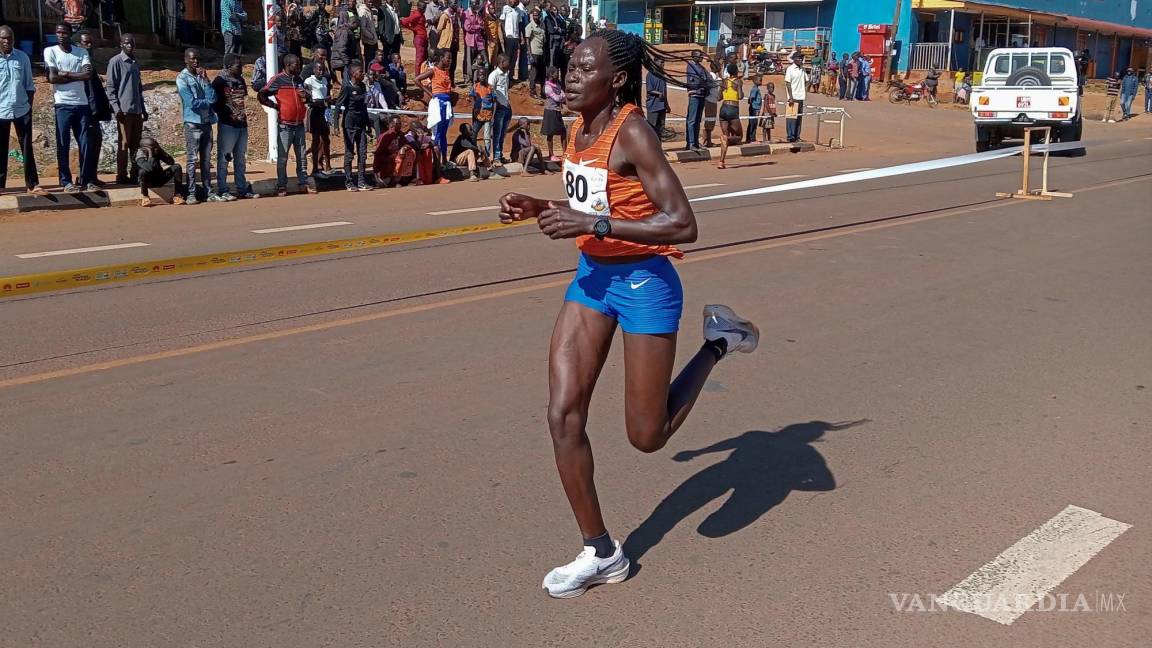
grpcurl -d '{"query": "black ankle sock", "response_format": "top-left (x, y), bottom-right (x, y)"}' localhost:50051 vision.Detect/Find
top-left (703, 338), bottom-right (728, 361)
top-left (584, 532), bottom-right (614, 559)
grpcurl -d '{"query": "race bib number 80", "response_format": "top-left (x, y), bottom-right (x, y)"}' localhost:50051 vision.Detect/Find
top-left (563, 159), bottom-right (610, 218)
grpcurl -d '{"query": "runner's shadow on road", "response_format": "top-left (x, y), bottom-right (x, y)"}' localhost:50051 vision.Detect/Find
top-left (623, 419), bottom-right (869, 572)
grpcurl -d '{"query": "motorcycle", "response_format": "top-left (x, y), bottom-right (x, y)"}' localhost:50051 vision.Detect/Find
top-left (753, 51), bottom-right (782, 76)
top-left (888, 79), bottom-right (938, 107)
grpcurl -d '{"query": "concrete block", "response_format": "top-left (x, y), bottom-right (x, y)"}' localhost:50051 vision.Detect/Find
top-left (770, 142), bottom-right (816, 154)
top-left (15, 190), bottom-right (110, 212)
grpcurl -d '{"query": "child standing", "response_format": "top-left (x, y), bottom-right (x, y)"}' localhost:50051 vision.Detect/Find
top-left (745, 74), bottom-right (763, 144)
top-left (540, 67), bottom-right (567, 162)
top-left (471, 66), bottom-right (495, 163)
top-left (334, 62), bottom-right (372, 191)
top-left (304, 62), bottom-right (332, 178)
top-left (758, 81), bottom-right (777, 143)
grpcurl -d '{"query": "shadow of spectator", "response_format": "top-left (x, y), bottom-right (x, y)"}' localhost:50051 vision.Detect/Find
top-left (624, 419), bottom-right (868, 564)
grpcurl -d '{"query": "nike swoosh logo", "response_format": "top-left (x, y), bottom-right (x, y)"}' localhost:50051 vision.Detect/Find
top-left (630, 278), bottom-right (652, 290)
top-left (577, 158), bottom-right (601, 166)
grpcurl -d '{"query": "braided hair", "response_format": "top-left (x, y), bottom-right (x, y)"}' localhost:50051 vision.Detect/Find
top-left (585, 29), bottom-right (702, 111)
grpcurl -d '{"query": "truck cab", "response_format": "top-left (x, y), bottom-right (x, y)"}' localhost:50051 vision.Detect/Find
top-left (970, 47), bottom-right (1082, 152)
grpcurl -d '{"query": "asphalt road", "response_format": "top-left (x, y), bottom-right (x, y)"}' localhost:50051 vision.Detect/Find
top-left (1, 121), bottom-right (1150, 647)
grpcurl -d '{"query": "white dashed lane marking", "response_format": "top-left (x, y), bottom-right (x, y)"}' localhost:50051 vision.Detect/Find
top-left (251, 221), bottom-right (354, 234)
top-left (760, 174), bottom-right (808, 181)
top-left (15, 242), bottom-right (151, 259)
top-left (935, 505), bottom-right (1132, 625)
top-left (427, 205), bottom-right (498, 216)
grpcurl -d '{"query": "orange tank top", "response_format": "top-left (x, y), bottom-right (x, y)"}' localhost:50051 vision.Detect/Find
top-left (563, 104), bottom-right (683, 259)
top-left (431, 68), bottom-right (452, 95)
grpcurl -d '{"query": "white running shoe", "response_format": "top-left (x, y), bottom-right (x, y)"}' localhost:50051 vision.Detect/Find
top-left (703, 304), bottom-right (760, 355)
top-left (542, 540), bottom-right (630, 599)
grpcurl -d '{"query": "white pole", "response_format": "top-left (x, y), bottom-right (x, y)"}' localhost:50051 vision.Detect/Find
top-left (264, 1), bottom-right (279, 163)
top-left (1027, 14), bottom-right (1032, 46)
top-left (580, 0), bottom-right (587, 38)
top-left (946, 9), bottom-right (954, 71)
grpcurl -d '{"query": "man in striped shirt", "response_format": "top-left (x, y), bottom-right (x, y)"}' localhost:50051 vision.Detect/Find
top-left (221, 0), bottom-right (248, 55)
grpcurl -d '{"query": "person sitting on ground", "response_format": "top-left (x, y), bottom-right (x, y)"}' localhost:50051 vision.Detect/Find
top-left (450, 122), bottom-right (485, 181)
top-left (373, 116), bottom-right (409, 186)
top-left (509, 116), bottom-right (546, 177)
top-left (388, 52), bottom-right (408, 96)
top-left (369, 48), bottom-right (388, 77)
top-left (135, 137), bottom-right (187, 207)
top-left (408, 122), bottom-right (441, 185)
top-left (758, 81), bottom-right (777, 143)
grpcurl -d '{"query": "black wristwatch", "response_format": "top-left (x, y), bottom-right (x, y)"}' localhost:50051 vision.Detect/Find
top-left (593, 217), bottom-right (612, 240)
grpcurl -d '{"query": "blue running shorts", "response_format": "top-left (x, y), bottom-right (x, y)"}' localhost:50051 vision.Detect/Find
top-left (564, 253), bottom-right (684, 334)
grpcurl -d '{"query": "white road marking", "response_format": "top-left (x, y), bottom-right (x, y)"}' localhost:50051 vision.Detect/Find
top-left (935, 505), bottom-right (1132, 625)
top-left (251, 221), bottom-right (353, 234)
top-left (838, 167), bottom-right (875, 173)
top-left (760, 174), bottom-right (808, 181)
top-left (684, 183), bottom-right (725, 189)
top-left (16, 242), bottom-right (150, 259)
top-left (427, 205), bottom-right (499, 216)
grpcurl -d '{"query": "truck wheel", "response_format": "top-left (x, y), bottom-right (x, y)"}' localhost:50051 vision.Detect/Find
top-left (975, 126), bottom-right (991, 153)
top-left (1065, 114), bottom-right (1083, 142)
top-left (1005, 66), bottom-right (1052, 87)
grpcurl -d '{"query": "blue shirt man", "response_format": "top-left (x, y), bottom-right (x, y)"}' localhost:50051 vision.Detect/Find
top-left (0, 25), bottom-right (45, 193)
top-left (175, 48), bottom-right (218, 203)
top-left (645, 69), bottom-right (667, 134)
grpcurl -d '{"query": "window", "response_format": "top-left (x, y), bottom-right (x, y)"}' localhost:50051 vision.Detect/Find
top-left (1049, 56), bottom-right (1066, 73)
top-left (993, 55), bottom-right (1010, 74)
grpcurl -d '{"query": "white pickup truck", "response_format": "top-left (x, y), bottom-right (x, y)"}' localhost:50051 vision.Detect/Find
top-left (970, 47), bottom-right (1082, 152)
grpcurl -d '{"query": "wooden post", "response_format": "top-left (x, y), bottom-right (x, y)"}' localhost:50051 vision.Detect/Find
top-left (886, 0), bottom-right (903, 82)
top-left (1020, 130), bottom-right (1031, 195)
top-left (996, 127), bottom-right (1073, 200)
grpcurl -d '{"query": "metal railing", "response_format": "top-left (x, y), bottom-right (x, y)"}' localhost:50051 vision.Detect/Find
top-left (910, 42), bottom-right (950, 71)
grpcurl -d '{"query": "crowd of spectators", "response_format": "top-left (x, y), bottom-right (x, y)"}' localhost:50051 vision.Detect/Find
top-left (0, 1), bottom-right (587, 202)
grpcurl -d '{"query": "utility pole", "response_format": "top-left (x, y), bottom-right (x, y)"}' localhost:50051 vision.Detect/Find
top-left (886, 0), bottom-right (903, 82)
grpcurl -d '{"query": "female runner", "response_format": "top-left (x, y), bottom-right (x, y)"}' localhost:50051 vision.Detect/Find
top-left (498, 30), bottom-right (760, 599)
top-left (716, 62), bottom-right (744, 169)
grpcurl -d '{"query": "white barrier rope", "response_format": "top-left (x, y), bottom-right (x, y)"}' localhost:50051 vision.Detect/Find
top-left (362, 104), bottom-right (851, 123)
top-left (692, 141), bottom-right (1084, 202)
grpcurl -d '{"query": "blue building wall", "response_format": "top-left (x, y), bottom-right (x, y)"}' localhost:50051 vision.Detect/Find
top-left (829, 0), bottom-right (914, 72)
top-left (617, 0), bottom-right (646, 36)
top-left (993, 0), bottom-right (1151, 28)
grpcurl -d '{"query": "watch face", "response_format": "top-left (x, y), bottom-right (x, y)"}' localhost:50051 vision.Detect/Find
top-left (594, 218), bottom-right (611, 238)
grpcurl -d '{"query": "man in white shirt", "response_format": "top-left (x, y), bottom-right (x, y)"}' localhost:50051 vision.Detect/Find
top-left (44, 23), bottom-right (95, 192)
top-left (783, 52), bottom-right (807, 143)
top-left (487, 54), bottom-right (511, 163)
top-left (500, 0), bottom-right (522, 82)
